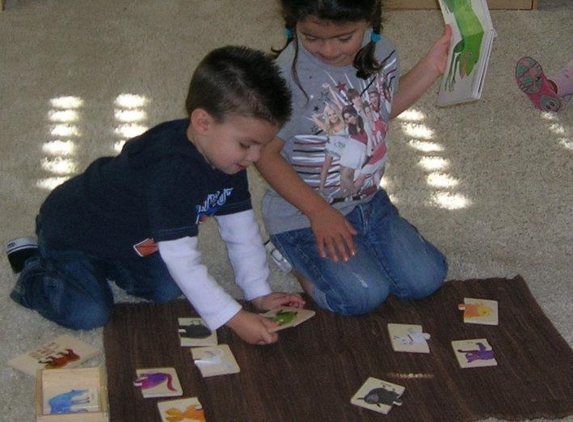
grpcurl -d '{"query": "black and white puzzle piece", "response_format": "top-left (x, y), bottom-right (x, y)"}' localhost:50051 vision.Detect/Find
top-left (351, 377), bottom-right (405, 415)
top-left (387, 323), bottom-right (431, 353)
top-left (177, 317), bottom-right (218, 347)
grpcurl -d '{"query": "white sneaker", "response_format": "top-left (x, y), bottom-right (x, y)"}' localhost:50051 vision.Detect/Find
top-left (6, 237), bottom-right (38, 273)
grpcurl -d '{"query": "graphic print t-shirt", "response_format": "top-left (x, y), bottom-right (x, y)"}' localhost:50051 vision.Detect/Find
top-left (263, 32), bottom-right (400, 235)
top-left (40, 119), bottom-right (252, 258)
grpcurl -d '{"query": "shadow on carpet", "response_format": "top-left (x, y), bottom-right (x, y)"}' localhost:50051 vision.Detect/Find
top-left (103, 275), bottom-right (573, 422)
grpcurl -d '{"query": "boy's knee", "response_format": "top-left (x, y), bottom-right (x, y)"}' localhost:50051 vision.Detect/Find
top-left (57, 302), bottom-right (112, 330)
top-left (148, 283), bottom-right (182, 303)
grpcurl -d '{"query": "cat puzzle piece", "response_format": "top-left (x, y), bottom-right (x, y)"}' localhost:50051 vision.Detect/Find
top-left (157, 397), bottom-right (206, 422)
top-left (261, 306), bottom-right (316, 332)
top-left (133, 367), bottom-right (183, 398)
top-left (452, 338), bottom-right (498, 368)
top-left (350, 377), bottom-right (405, 415)
top-left (458, 298), bottom-right (498, 325)
top-left (191, 344), bottom-right (240, 377)
top-left (177, 317), bottom-right (218, 347)
top-left (387, 323), bottom-right (431, 353)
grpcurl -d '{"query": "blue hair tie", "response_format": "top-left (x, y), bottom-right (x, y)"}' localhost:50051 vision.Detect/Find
top-left (285, 27), bottom-right (294, 40)
top-left (371, 32), bottom-right (381, 43)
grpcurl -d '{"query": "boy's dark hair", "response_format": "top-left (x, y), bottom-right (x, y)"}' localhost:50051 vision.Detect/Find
top-left (273, 0), bottom-right (383, 83)
top-left (185, 46), bottom-right (292, 127)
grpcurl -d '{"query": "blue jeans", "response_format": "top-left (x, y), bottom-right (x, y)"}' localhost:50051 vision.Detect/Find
top-left (10, 220), bottom-right (182, 330)
top-left (270, 190), bottom-right (448, 316)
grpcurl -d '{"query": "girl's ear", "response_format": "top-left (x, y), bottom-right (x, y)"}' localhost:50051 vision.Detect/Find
top-left (190, 108), bottom-right (214, 134)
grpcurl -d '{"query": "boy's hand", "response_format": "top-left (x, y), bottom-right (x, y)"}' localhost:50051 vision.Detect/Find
top-left (225, 309), bottom-right (280, 345)
top-left (251, 292), bottom-right (306, 311)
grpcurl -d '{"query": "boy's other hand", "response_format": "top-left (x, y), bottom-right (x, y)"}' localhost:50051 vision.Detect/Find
top-left (225, 309), bottom-right (280, 345)
top-left (251, 292), bottom-right (306, 311)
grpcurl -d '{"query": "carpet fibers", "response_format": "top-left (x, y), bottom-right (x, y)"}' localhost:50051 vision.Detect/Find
top-left (103, 276), bottom-right (573, 422)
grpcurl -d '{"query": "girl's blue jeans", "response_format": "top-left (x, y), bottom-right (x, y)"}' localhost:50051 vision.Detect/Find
top-left (10, 219), bottom-right (182, 330)
top-left (270, 190), bottom-right (448, 316)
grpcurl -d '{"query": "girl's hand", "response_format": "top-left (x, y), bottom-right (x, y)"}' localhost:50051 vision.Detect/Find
top-left (251, 293), bottom-right (306, 311)
top-left (225, 309), bottom-right (280, 345)
top-left (425, 24), bottom-right (453, 76)
top-left (309, 205), bottom-right (357, 263)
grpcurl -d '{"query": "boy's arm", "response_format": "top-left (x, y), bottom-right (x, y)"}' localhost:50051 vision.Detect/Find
top-left (255, 138), bottom-right (357, 263)
top-left (216, 209), bottom-right (305, 310)
top-left (390, 25), bottom-right (452, 119)
top-left (214, 209), bottom-right (271, 300)
top-left (157, 237), bottom-right (242, 330)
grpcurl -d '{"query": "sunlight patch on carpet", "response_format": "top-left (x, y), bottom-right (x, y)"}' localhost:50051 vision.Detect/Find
top-left (36, 97), bottom-right (84, 191)
top-left (418, 156), bottom-right (449, 171)
top-left (432, 191), bottom-right (471, 209)
top-left (113, 93), bottom-right (150, 153)
top-left (426, 172), bottom-right (459, 188)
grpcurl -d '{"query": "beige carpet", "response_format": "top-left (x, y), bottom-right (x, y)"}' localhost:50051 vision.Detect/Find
top-left (1, 1), bottom-right (572, 421)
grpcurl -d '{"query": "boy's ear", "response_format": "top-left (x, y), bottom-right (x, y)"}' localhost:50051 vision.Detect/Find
top-left (190, 108), bottom-right (214, 134)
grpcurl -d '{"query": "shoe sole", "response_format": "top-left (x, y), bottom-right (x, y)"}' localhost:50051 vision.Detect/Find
top-left (515, 56), bottom-right (562, 112)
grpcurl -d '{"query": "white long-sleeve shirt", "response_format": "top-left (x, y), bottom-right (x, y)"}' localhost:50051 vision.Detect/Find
top-left (157, 209), bottom-right (271, 330)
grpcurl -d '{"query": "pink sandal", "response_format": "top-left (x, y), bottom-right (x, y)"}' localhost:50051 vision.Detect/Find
top-left (515, 56), bottom-right (561, 112)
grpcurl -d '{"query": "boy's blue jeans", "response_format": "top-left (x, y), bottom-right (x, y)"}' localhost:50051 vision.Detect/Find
top-left (270, 190), bottom-right (448, 316)
top-left (10, 221), bottom-right (182, 330)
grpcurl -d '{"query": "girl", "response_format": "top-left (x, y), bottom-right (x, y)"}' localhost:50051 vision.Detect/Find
top-left (256, 0), bottom-right (451, 316)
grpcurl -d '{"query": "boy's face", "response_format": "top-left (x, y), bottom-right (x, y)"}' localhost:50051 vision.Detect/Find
top-left (189, 112), bottom-right (279, 175)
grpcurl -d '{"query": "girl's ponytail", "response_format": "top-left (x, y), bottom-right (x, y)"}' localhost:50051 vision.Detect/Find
top-left (353, 0), bottom-right (383, 79)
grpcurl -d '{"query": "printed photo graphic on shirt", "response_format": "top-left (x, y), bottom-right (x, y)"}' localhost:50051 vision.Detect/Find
top-left (292, 65), bottom-right (398, 205)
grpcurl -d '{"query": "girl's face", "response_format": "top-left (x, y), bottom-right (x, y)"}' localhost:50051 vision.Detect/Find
top-left (297, 16), bottom-right (368, 67)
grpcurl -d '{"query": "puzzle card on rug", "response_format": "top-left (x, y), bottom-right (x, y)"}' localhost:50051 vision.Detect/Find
top-left (191, 344), bottom-right (240, 377)
top-left (133, 367), bottom-right (183, 398)
top-left (7, 334), bottom-right (102, 377)
top-left (387, 323), bottom-right (431, 353)
top-left (177, 317), bottom-right (217, 347)
top-left (43, 387), bottom-right (100, 415)
top-left (157, 397), bottom-right (206, 422)
top-left (350, 377), bottom-right (405, 415)
top-left (452, 338), bottom-right (498, 368)
top-left (458, 298), bottom-right (499, 325)
top-left (262, 306), bottom-right (316, 332)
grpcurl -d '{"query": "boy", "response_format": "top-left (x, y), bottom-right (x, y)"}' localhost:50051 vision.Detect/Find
top-left (7, 45), bottom-right (304, 346)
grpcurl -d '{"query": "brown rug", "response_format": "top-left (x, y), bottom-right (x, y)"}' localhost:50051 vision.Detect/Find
top-left (103, 276), bottom-right (573, 422)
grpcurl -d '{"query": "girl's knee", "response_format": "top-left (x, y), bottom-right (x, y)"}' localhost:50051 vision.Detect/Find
top-left (406, 256), bottom-right (448, 299)
top-left (326, 284), bottom-right (389, 316)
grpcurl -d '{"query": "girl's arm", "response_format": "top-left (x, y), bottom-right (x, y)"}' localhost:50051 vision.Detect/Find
top-left (255, 137), bottom-right (357, 262)
top-left (391, 25), bottom-right (452, 119)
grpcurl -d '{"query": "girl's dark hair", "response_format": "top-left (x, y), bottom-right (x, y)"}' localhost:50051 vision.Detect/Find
top-left (273, 0), bottom-right (383, 83)
top-left (186, 46), bottom-right (292, 127)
